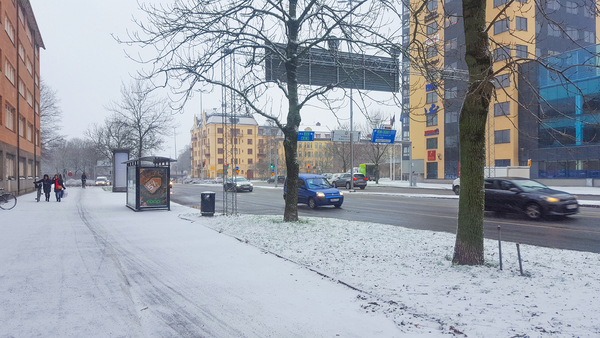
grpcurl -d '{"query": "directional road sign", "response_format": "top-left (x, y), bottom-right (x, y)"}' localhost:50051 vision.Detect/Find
top-left (371, 129), bottom-right (397, 144)
top-left (298, 131), bottom-right (315, 141)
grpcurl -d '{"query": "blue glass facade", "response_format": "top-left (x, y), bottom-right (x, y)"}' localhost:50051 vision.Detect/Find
top-left (519, 45), bottom-right (600, 179)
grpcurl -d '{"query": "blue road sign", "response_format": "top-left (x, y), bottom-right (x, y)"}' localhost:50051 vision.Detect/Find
top-left (298, 131), bottom-right (315, 141)
top-left (371, 129), bottom-right (397, 144)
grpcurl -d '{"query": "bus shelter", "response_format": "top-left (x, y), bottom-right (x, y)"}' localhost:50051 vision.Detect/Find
top-left (125, 156), bottom-right (176, 211)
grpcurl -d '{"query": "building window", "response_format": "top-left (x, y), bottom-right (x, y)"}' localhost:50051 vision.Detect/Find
top-left (566, 1), bottom-right (577, 14)
top-left (218, 158), bottom-right (223, 164)
top-left (426, 92), bottom-right (438, 103)
top-left (217, 138), bottom-right (223, 144)
top-left (494, 45), bottom-right (511, 61)
top-left (494, 101), bottom-right (510, 116)
top-left (495, 159), bottom-right (511, 167)
top-left (217, 128), bottom-right (223, 133)
top-left (248, 159), bottom-right (253, 165)
top-left (426, 45), bottom-right (438, 58)
top-left (5, 61), bottom-right (15, 85)
top-left (247, 129), bottom-right (252, 135)
top-left (445, 111), bottom-right (458, 123)
top-left (427, 22), bottom-right (438, 35)
top-left (493, 0), bottom-right (507, 7)
top-left (18, 43), bottom-right (24, 61)
top-left (494, 129), bottom-right (510, 144)
top-left (35, 102), bottom-right (39, 115)
top-left (426, 137), bottom-right (438, 149)
top-left (218, 148), bottom-right (224, 154)
top-left (4, 17), bottom-right (14, 43)
top-left (247, 149), bottom-right (253, 155)
top-left (494, 18), bottom-right (509, 35)
top-left (547, 0), bottom-right (560, 10)
top-left (445, 134), bottom-right (458, 147)
top-left (26, 58), bottom-right (33, 75)
top-left (584, 31), bottom-right (595, 43)
top-left (548, 23), bottom-right (561, 37)
top-left (516, 17), bottom-right (527, 31)
top-left (494, 74), bottom-right (510, 89)
top-left (27, 123), bottom-right (32, 142)
top-left (515, 44), bottom-right (528, 58)
top-left (26, 90), bottom-right (33, 106)
top-left (445, 86), bottom-right (458, 99)
top-left (18, 117), bottom-right (25, 137)
top-left (247, 138), bottom-right (252, 145)
top-left (445, 38), bottom-right (457, 52)
top-left (566, 27), bottom-right (578, 40)
top-left (427, 0), bottom-right (437, 11)
top-left (427, 114), bottom-right (438, 126)
top-left (6, 154), bottom-right (15, 179)
top-left (5, 104), bottom-right (15, 131)
top-left (18, 79), bottom-right (25, 97)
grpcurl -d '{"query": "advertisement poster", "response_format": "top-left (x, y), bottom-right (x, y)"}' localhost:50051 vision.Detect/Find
top-left (139, 168), bottom-right (168, 208)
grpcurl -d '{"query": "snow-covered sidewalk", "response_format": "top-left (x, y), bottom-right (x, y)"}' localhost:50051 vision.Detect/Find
top-left (2, 187), bottom-right (599, 337)
top-left (0, 187), bottom-right (399, 337)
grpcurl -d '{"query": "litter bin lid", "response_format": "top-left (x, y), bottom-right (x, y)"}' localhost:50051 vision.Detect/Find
top-left (201, 191), bottom-right (216, 194)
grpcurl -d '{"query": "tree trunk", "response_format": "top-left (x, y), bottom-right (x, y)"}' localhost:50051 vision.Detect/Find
top-left (283, 1), bottom-right (300, 222)
top-left (452, 0), bottom-right (494, 265)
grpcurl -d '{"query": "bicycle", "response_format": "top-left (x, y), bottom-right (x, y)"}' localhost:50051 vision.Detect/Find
top-left (0, 188), bottom-right (17, 210)
top-left (35, 182), bottom-right (42, 202)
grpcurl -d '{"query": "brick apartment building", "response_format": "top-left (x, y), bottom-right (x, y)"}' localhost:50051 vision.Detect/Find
top-left (0, 0), bottom-right (44, 194)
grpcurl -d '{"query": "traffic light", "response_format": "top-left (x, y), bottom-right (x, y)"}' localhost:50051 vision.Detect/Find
top-left (270, 164), bottom-right (274, 169)
top-left (307, 164), bottom-right (311, 172)
top-left (202, 161), bottom-right (205, 168)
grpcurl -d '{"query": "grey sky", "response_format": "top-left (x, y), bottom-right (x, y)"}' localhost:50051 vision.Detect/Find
top-left (30, 1), bottom-right (395, 159)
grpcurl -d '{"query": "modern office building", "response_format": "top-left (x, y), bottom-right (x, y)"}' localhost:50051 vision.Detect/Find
top-left (0, 0), bottom-right (44, 193)
top-left (407, 0), bottom-right (599, 179)
top-left (519, 45), bottom-right (600, 181)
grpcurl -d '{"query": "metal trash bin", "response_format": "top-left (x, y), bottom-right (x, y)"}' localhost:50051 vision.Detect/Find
top-left (200, 191), bottom-right (216, 216)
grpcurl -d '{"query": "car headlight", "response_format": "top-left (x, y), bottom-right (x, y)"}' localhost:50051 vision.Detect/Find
top-left (544, 196), bottom-right (560, 203)
top-left (574, 195), bottom-right (578, 200)
top-left (316, 192), bottom-right (325, 198)
top-left (236, 184), bottom-right (241, 187)
top-left (250, 183), bottom-right (253, 186)
top-left (339, 191), bottom-right (344, 196)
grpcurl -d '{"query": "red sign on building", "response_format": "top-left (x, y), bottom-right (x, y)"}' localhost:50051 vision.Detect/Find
top-left (428, 150), bottom-right (436, 161)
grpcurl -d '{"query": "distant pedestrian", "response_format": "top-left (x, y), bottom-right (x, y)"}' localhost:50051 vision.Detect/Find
top-left (81, 173), bottom-right (87, 188)
top-left (53, 174), bottom-right (65, 202)
top-left (34, 174), bottom-right (53, 202)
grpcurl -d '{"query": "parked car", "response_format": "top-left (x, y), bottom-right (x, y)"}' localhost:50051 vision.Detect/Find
top-left (95, 176), bottom-right (109, 186)
top-left (224, 177), bottom-right (253, 192)
top-left (332, 173), bottom-right (367, 190)
top-left (267, 176), bottom-right (275, 183)
top-left (456, 177), bottom-right (578, 220)
top-left (452, 178), bottom-right (461, 195)
top-left (284, 174), bottom-right (344, 209)
top-left (214, 177), bottom-right (224, 184)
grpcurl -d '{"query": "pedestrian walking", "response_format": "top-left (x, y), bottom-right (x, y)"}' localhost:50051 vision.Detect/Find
top-left (34, 174), bottom-right (54, 202)
top-left (53, 174), bottom-right (66, 202)
top-left (81, 173), bottom-right (87, 188)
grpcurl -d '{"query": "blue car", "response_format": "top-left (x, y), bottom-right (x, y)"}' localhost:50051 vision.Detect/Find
top-left (284, 174), bottom-right (344, 209)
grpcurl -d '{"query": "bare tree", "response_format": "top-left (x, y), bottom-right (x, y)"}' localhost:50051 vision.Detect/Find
top-left (358, 110), bottom-right (392, 183)
top-left (104, 80), bottom-right (175, 158)
top-left (40, 79), bottom-right (65, 163)
top-left (123, 0), bottom-right (403, 222)
top-left (85, 116), bottom-right (135, 161)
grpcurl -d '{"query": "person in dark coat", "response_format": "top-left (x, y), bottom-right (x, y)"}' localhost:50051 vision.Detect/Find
top-left (34, 174), bottom-right (54, 202)
top-left (53, 174), bottom-right (66, 202)
top-left (81, 173), bottom-right (87, 188)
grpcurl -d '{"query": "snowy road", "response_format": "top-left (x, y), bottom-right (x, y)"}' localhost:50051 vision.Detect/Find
top-left (1, 187), bottom-right (400, 337)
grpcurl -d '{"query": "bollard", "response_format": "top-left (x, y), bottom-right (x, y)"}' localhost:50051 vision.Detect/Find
top-left (498, 226), bottom-right (502, 270)
top-left (516, 243), bottom-right (524, 276)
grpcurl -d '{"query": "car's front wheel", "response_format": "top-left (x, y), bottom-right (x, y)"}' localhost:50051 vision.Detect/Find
top-left (453, 185), bottom-right (460, 195)
top-left (346, 182), bottom-right (351, 189)
top-left (334, 204), bottom-right (342, 208)
top-left (308, 198), bottom-right (317, 209)
top-left (525, 203), bottom-right (542, 220)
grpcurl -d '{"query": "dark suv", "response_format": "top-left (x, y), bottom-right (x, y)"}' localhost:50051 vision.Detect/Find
top-left (484, 177), bottom-right (578, 219)
top-left (332, 173), bottom-right (367, 190)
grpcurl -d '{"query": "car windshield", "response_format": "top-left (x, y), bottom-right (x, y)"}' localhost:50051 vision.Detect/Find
top-left (511, 179), bottom-right (549, 192)
top-left (234, 177), bottom-right (248, 182)
top-left (306, 178), bottom-right (331, 189)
